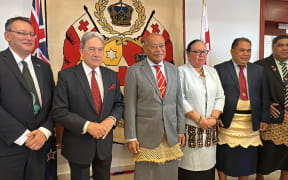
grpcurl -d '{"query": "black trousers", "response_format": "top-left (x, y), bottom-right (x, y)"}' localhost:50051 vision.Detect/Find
top-left (69, 155), bottom-right (112, 180)
top-left (0, 148), bottom-right (47, 180)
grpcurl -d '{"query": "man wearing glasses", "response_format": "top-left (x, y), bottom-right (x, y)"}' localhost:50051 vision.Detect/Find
top-left (0, 16), bottom-right (54, 180)
top-left (214, 38), bottom-right (270, 180)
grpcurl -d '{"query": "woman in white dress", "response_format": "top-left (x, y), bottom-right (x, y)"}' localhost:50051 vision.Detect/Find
top-left (178, 40), bottom-right (225, 180)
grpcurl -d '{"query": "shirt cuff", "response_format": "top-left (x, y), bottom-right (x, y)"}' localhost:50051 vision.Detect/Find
top-left (108, 116), bottom-right (117, 126)
top-left (14, 129), bottom-right (31, 146)
top-left (82, 121), bottom-right (90, 134)
top-left (38, 127), bottom-right (51, 140)
top-left (126, 138), bottom-right (137, 141)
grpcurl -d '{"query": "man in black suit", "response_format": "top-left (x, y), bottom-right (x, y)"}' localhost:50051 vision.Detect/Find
top-left (255, 35), bottom-right (288, 180)
top-left (0, 17), bottom-right (54, 180)
top-left (53, 32), bottom-right (124, 180)
top-left (214, 37), bottom-right (270, 180)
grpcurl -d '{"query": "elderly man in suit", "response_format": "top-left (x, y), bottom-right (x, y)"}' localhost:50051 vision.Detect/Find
top-left (214, 37), bottom-right (270, 180)
top-left (52, 32), bottom-right (124, 180)
top-left (255, 35), bottom-right (288, 180)
top-left (0, 16), bottom-right (54, 180)
top-left (124, 33), bottom-right (185, 180)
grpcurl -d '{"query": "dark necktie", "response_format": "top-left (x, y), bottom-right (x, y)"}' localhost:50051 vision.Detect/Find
top-left (154, 65), bottom-right (166, 99)
top-left (280, 62), bottom-right (288, 107)
top-left (238, 65), bottom-right (248, 101)
top-left (21, 61), bottom-right (40, 115)
top-left (91, 70), bottom-right (102, 118)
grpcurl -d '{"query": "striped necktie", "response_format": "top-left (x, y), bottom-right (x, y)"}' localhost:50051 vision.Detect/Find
top-left (154, 65), bottom-right (166, 99)
top-left (21, 61), bottom-right (40, 115)
top-left (280, 62), bottom-right (288, 107)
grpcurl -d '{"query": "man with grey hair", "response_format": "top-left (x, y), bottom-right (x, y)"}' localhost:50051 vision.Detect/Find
top-left (53, 31), bottom-right (124, 180)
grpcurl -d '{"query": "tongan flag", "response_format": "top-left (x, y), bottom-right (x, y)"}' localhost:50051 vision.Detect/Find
top-left (31, 0), bottom-right (50, 64)
top-left (201, 0), bottom-right (211, 50)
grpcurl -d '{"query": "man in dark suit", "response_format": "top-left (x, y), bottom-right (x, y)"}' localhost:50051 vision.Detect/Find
top-left (214, 37), bottom-right (270, 180)
top-left (255, 35), bottom-right (288, 180)
top-left (0, 17), bottom-right (54, 180)
top-left (52, 32), bottom-right (124, 180)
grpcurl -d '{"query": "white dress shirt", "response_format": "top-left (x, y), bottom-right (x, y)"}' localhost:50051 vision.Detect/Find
top-left (10, 48), bottom-right (51, 146)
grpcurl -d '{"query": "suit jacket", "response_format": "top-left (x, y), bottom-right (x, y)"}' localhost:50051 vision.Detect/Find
top-left (0, 48), bottom-right (54, 156)
top-left (255, 55), bottom-right (284, 123)
top-left (214, 60), bottom-right (270, 131)
top-left (52, 62), bottom-right (124, 164)
top-left (124, 59), bottom-right (185, 149)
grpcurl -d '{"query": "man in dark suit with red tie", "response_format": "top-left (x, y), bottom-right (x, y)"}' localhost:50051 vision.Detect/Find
top-left (214, 37), bottom-right (270, 180)
top-left (52, 32), bottom-right (124, 180)
top-left (0, 17), bottom-right (54, 180)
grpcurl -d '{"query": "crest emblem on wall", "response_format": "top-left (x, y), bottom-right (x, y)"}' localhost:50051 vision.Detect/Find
top-left (62, 0), bottom-right (174, 142)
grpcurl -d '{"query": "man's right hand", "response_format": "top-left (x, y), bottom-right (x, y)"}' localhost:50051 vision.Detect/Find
top-left (87, 122), bottom-right (106, 139)
top-left (270, 103), bottom-right (280, 118)
top-left (128, 140), bottom-right (140, 154)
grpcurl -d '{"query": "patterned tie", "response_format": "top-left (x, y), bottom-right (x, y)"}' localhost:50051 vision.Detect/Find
top-left (238, 65), bottom-right (248, 101)
top-left (154, 65), bottom-right (166, 99)
top-left (91, 70), bottom-right (102, 118)
top-left (21, 61), bottom-right (40, 115)
top-left (280, 62), bottom-right (288, 107)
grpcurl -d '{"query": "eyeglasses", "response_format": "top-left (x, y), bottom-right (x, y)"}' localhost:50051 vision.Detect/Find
top-left (8, 30), bottom-right (37, 38)
top-left (189, 50), bottom-right (209, 56)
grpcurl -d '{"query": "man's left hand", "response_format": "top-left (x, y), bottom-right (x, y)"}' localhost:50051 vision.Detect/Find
top-left (259, 122), bottom-right (268, 132)
top-left (100, 117), bottom-right (115, 139)
top-left (178, 134), bottom-right (185, 147)
top-left (25, 130), bottom-right (46, 151)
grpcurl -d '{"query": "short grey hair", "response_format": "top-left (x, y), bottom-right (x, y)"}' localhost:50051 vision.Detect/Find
top-left (80, 32), bottom-right (104, 49)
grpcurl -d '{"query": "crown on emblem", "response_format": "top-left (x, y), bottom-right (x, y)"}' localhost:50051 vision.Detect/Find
top-left (108, 0), bottom-right (133, 26)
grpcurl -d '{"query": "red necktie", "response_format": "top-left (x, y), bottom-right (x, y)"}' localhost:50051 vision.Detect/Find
top-left (154, 65), bottom-right (166, 99)
top-left (238, 65), bottom-right (248, 100)
top-left (91, 70), bottom-right (102, 117)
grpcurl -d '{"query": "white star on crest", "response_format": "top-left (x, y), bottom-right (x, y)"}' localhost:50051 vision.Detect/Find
top-left (106, 49), bottom-right (117, 61)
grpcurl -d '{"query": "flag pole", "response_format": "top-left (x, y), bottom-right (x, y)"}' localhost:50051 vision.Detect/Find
top-left (44, 0), bottom-right (48, 50)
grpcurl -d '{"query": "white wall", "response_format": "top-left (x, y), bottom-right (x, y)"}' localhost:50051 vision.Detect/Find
top-left (0, 1), bottom-right (31, 51)
top-left (185, 0), bottom-right (260, 66)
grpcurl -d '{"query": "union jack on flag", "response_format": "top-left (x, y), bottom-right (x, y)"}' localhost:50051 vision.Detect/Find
top-left (31, 0), bottom-right (50, 64)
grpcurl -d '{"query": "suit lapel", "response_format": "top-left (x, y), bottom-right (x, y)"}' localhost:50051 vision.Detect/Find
top-left (142, 59), bottom-right (163, 99)
top-left (267, 56), bottom-right (283, 83)
top-left (247, 63), bottom-right (254, 97)
top-left (228, 60), bottom-right (240, 90)
top-left (2, 49), bottom-right (31, 94)
top-left (163, 61), bottom-right (172, 99)
top-left (74, 63), bottom-right (96, 113)
top-left (99, 67), bottom-right (109, 117)
top-left (32, 57), bottom-right (45, 104)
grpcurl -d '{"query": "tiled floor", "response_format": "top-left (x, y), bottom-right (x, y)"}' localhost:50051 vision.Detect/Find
top-left (57, 144), bottom-right (281, 180)
top-left (59, 170), bottom-right (280, 180)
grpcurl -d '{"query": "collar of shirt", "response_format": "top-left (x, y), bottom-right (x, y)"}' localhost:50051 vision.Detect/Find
top-left (187, 62), bottom-right (206, 78)
top-left (82, 61), bottom-right (101, 78)
top-left (146, 58), bottom-right (166, 79)
top-left (9, 47), bottom-right (32, 71)
top-left (231, 59), bottom-right (247, 70)
top-left (82, 61), bottom-right (104, 101)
